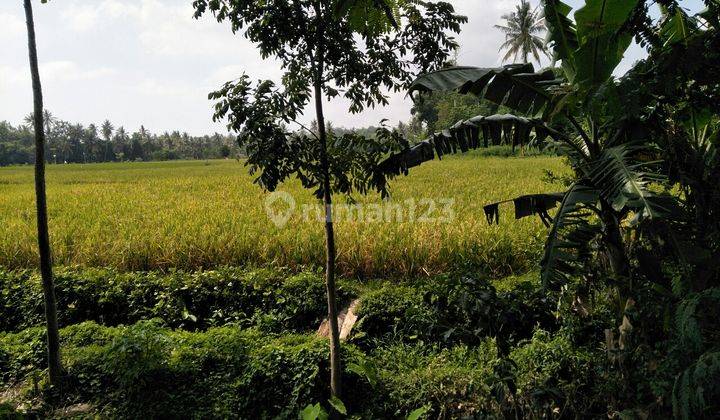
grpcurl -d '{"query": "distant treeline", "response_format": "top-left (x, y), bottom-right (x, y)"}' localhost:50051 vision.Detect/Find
top-left (0, 111), bottom-right (239, 166)
top-left (0, 95), bottom-right (488, 166)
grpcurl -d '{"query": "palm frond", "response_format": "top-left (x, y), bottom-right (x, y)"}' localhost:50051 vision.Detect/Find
top-left (588, 143), bottom-right (672, 224)
top-left (408, 64), bottom-right (563, 115)
top-left (673, 351), bottom-right (720, 420)
top-left (540, 183), bottom-right (601, 288)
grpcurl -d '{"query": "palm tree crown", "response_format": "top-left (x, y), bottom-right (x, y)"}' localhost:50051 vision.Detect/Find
top-left (495, 0), bottom-right (549, 64)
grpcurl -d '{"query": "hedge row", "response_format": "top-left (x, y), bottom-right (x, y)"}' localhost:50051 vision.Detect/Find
top-left (0, 267), bottom-right (354, 333)
top-left (0, 321), bottom-right (599, 418)
top-left (0, 268), bottom-right (557, 352)
top-left (351, 273), bottom-right (557, 351)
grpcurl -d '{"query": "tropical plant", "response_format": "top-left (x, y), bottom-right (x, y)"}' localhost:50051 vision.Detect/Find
top-left (495, 0), bottom-right (549, 64)
top-left (23, 0), bottom-right (62, 387)
top-left (192, 0), bottom-right (465, 400)
top-left (379, 0), bottom-right (720, 415)
top-left (380, 0), bottom-right (684, 288)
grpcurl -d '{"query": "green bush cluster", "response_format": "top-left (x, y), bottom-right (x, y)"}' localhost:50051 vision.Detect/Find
top-left (0, 267), bottom-right (607, 418)
top-left (0, 267), bottom-right (354, 333)
top-left (510, 329), bottom-right (599, 417)
top-left (0, 319), bottom-right (604, 419)
top-left (1, 321), bottom-right (341, 418)
top-left (351, 274), bottom-right (557, 350)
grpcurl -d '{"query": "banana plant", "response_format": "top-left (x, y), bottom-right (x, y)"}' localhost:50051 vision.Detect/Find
top-left (378, 0), bottom-right (697, 289)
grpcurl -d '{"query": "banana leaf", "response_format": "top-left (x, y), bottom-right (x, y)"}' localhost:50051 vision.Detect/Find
top-left (543, 0), bottom-right (578, 80)
top-left (573, 0), bottom-right (638, 92)
top-left (377, 113), bottom-right (557, 176)
top-left (408, 64), bottom-right (563, 115)
top-left (483, 193), bottom-right (565, 227)
top-left (540, 183), bottom-right (601, 288)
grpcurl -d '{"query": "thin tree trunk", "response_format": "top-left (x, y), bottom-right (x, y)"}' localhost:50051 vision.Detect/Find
top-left (599, 201), bottom-right (630, 279)
top-left (24, 0), bottom-right (63, 388)
top-left (315, 81), bottom-right (342, 399)
top-left (312, 2), bottom-right (341, 400)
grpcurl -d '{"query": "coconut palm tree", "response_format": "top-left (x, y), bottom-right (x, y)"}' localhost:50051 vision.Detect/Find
top-left (495, 0), bottom-right (549, 64)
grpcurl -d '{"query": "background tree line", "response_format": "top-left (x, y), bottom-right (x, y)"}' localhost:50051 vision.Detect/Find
top-left (0, 112), bottom-right (240, 166)
top-left (0, 92), bottom-right (504, 167)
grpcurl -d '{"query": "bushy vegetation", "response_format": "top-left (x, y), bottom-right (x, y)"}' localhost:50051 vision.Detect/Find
top-left (0, 267), bottom-right (354, 333)
top-left (0, 266), bottom-right (717, 418)
top-left (1, 321), bottom-right (336, 418)
top-left (0, 156), bottom-right (568, 278)
top-left (351, 273), bottom-right (555, 351)
top-left (0, 288), bottom-right (596, 419)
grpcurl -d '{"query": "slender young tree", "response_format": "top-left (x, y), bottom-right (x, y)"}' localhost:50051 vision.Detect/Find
top-left (193, 0), bottom-right (465, 401)
top-left (23, 0), bottom-right (62, 387)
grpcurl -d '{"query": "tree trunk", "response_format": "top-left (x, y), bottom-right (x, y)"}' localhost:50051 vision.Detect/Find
top-left (312, 2), bottom-right (341, 400)
top-left (599, 201), bottom-right (630, 280)
top-left (24, 0), bottom-right (63, 388)
top-left (314, 73), bottom-right (342, 401)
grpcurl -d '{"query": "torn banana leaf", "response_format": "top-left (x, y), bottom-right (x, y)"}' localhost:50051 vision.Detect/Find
top-left (377, 113), bottom-right (558, 176)
top-left (483, 193), bottom-right (565, 227)
top-left (408, 64), bottom-right (563, 114)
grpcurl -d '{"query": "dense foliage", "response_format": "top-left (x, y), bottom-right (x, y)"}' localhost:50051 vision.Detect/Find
top-left (377, 0), bottom-right (720, 417)
top-left (0, 268), bottom-right (571, 418)
top-left (0, 116), bottom-right (238, 166)
top-left (0, 267), bottom-right (353, 334)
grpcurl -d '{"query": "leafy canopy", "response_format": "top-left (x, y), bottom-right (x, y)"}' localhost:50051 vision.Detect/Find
top-left (193, 0), bottom-right (466, 198)
top-left (377, 0), bottom-right (712, 288)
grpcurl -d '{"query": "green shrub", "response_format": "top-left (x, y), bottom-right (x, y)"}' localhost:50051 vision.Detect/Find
top-left (0, 267), bottom-right (354, 333)
top-left (510, 329), bottom-right (599, 417)
top-left (353, 340), bottom-right (499, 418)
top-left (351, 284), bottom-right (439, 346)
top-left (0, 322), bottom-right (607, 419)
top-left (352, 274), bottom-right (556, 349)
top-left (0, 327), bottom-right (46, 383)
top-left (0, 321), bottom-right (356, 418)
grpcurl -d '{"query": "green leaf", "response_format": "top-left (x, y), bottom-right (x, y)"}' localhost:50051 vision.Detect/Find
top-left (335, 0), bottom-right (399, 30)
top-left (299, 403), bottom-right (328, 420)
top-left (588, 143), bottom-right (671, 223)
top-left (660, 8), bottom-right (695, 46)
top-left (181, 308), bottom-right (197, 323)
top-left (543, 0), bottom-right (578, 81)
top-left (574, 0), bottom-right (639, 42)
top-left (347, 359), bottom-right (379, 386)
top-left (407, 406), bottom-right (429, 420)
top-left (573, 0), bottom-right (638, 91)
top-left (408, 64), bottom-right (561, 115)
top-left (574, 32), bottom-right (632, 92)
top-left (327, 396), bottom-right (347, 415)
top-left (541, 183), bottom-right (600, 288)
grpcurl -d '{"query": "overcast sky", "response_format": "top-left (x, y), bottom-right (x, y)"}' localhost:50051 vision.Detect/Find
top-left (0, 0), bottom-right (704, 135)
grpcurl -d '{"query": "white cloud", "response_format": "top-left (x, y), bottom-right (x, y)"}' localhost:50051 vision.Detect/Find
top-left (0, 12), bottom-right (24, 40)
top-left (40, 61), bottom-right (116, 83)
top-left (60, 0), bottom-right (141, 32)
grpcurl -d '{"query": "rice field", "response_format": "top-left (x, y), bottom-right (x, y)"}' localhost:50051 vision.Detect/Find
top-left (0, 153), bottom-right (568, 278)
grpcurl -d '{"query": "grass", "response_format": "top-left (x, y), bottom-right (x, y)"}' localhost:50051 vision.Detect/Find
top-left (0, 152), bottom-right (568, 278)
